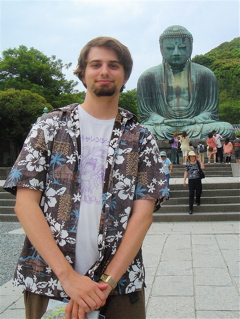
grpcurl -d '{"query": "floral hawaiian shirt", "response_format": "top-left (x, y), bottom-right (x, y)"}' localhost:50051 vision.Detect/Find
top-left (4, 103), bottom-right (168, 298)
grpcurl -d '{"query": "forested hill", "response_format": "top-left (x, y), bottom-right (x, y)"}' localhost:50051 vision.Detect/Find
top-left (192, 37), bottom-right (240, 123)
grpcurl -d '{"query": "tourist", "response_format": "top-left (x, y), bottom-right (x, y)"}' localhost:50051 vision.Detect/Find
top-left (3, 36), bottom-right (167, 319)
top-left (197, 141), bottom-right (205, 164)
top-left (183, 151), bottom-right (205, 214)
top-left (223, 138), bottom-right (234, 164)
top-left (180, 131), bottom-right (190, 165)
top-left (159, 151), bottom-right (173, 190)
top-left (212, 130), bottom-right (223, 163)
top-left (171, 132), bottom-right (180, 164)
top-left (206, 132), bottom-right (217, 164)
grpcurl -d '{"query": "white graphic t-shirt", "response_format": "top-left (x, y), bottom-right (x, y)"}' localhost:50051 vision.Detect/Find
top-left (75, 106), bottom-right (114, 275)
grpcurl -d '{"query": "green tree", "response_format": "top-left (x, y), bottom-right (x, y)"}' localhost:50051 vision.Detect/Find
top-left (218, 98), bottom-right (240, 123)
top-left (192, 37), bottom-right (240, 124)
top-left (52, 91), bottom-right (86, 108)
top-left (0, 45), bottom-right (79, 104)
top-left (119, 89), bottom-right (138, 118)
top-left (0, 89), bottom-right (52, 150)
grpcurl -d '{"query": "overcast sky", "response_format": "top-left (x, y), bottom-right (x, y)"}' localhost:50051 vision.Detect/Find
top-left (1, 0), bottom-right (239, 92)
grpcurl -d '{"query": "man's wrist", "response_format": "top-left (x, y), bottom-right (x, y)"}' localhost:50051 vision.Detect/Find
top-left (100, 274), bottom-right (117, 289)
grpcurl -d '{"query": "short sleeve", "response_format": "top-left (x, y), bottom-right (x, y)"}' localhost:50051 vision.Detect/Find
top-left (134, 128), bottom-right (169, 201)
top-left (3, 115), bottom-right (56, 195)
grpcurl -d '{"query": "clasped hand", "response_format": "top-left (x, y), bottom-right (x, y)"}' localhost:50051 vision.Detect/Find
top-left (60, 270), bottom-right (110, 319)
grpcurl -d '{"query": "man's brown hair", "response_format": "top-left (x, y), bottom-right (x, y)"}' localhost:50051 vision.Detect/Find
top-left (74, 36), bottom-right (133, 92)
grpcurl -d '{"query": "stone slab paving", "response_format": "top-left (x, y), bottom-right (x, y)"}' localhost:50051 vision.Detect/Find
top-left (143, 221), bottom-right (239, 319)
top-left (0, 221), bottom-right (239, 319)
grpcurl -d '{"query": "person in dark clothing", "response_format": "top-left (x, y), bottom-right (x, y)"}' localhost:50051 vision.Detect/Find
top-left (171, 132), bottom-right (180, 164)
top-left (183, 151), bottom-right (205, 214)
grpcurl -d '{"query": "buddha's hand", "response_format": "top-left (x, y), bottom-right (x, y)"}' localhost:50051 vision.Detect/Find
top-left (194, 113), bottom-right (215, 124)
top-left (146, 113), bottom-right (165, 125)
top-left (163, 119), bottom-right (196, 126)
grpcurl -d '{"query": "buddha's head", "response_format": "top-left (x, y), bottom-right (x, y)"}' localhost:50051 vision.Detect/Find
top-left (159, 25), bottom-right (193, 67)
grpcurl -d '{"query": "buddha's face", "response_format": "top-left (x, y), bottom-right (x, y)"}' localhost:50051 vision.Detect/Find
top-left (161, 37), bottom-right (192, 66)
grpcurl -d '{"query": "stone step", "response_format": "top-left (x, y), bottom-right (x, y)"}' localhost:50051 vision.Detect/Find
top-left (171, 167), bottom-right (233, 178)
top-left (4, 194), bottom-right (238, 207)
top-left (169, 183), bottom-right (239, 190)
top-left (0, 199), bottom-right (16, 206)
top-left (0, 180), bottom-right (239, 221)
top-left (170, 189), bottom-right (240, 197)
top-left (172, 167), bottom-right (232, 176)
top-left (0, 192), bottom-right (15, 199)
top-left (153, 212), bottom-right (240, 222)
top-left (163, 196), bottom-right (239, 205)
top-left (0, 186), bottom-right (16, 221)
top-left (2, 211), bottom-right (239, 223)
top-left (0, 206), bottom-right (15, 214)
top-left (0, 207), bottom-right (17, 221)
top-left (172, 166), bottom-right (232, 171)
top-left (158, 203), bottom-right (240, 213)
top-left (171, 164), bottom-right (233, 178)
top-left (172, 172), bottom-right (232, 178)
top-left (0, 213), bottom-right (18, 222)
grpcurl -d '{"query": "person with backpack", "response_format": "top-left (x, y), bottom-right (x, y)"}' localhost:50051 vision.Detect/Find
top-left (212, 130), bottom-right (223, 163)
top-left (197, 141), bottom-right (205, 163)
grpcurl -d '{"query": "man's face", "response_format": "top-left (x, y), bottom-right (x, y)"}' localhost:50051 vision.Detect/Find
top-left (83, 47), bottom-right (126, 97)
top-left (161, 37), bottom-right (192, 66)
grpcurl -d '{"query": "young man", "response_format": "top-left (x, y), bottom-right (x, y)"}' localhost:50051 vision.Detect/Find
top-left (4, 37), bottom-right (167, 319)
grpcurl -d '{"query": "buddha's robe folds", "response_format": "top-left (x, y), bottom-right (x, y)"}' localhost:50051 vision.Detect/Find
top-left (137, 62), bottom-right (234, 140)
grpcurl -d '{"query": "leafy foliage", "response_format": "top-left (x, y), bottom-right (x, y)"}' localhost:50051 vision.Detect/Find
top-left (119, 89), bottom-right (138, 118)
top-left (0, 45), bottom-right (78, 104)
top-left (192, 37), bottom-right (240, 124)
top-left (0, 89), bottom-right (52, 149)
top-left (51, 92), bottom-right (86, 108)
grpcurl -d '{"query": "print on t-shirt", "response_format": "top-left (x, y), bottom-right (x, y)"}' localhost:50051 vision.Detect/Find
top-left (80, 144), bottom-right (109, 204)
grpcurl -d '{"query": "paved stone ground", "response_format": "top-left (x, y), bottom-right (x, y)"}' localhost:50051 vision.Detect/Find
top-left (0, 222), bottom-right (25, 286)
top-left (0, 220), bottom-right (239, 319)
top-left (144, 221), bottom-right (240, 319)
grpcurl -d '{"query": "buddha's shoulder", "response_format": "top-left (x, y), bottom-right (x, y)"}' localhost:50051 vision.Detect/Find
top-left (138, 64), bottom-right (163, 78)
top-left (191, 62), bottom-right (215, 76)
